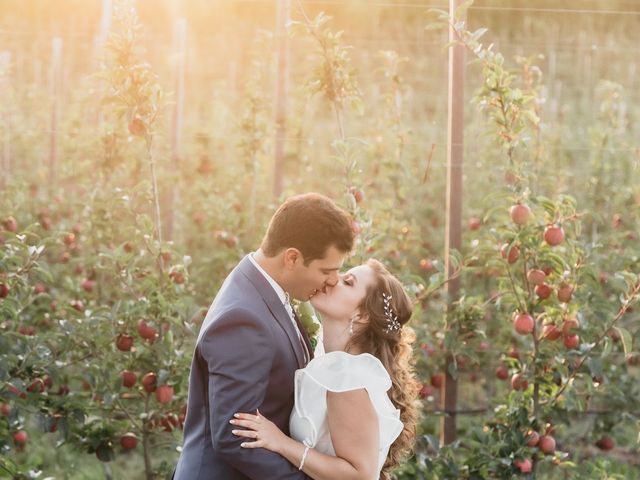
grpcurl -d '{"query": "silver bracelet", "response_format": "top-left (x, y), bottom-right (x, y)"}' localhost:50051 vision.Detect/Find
top-left (298, 445), bottom-right (310, 470)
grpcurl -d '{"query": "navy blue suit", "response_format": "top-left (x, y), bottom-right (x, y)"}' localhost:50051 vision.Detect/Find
top-left (174, 255), bottom-right (313, 479)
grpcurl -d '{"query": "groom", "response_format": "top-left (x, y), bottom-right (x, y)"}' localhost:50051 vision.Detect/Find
top-left (173, 193), bottom-right (354, 479)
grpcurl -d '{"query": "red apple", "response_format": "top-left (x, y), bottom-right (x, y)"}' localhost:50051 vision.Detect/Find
top-left (142, 373), bottom-right (157, 393)
top-left (563, 334), bottom-right (580, 350)
top-left (469, 217), bottom-right (482, 230)
top-left (557, 284), bottom-right (574, 303)
top-left (121, 370), bottom-right (137, 388)
top-left (3, 216), bottom-right (18, 232)
top-left (13, 430), bottom-right (28, 445)
top-left (70, 300), bottom-right (85, 312)
top-left (526, 430), bottom-right (540, 447)
top-left (419, 383), bottom-right (434, 399)
top-left (128, 116), bottom-right (146, 136)
top-left (562, 318), bottom-right (579, 335)
top-left (81, 279), bottom-right (96, 292)
top-left (49, 414), bottom-right (61, 433)
top-left (34, 284), bottom-right (47, 294)
top-left (501, 243), bottom-right (520, 264)
top-left (514, 458), bottom-right (532, 473)
top-left (419, 259), bottom-right (434, 272)
top-left (514, 313), bottom-right (534, 335)
top-left (527, 269), bottom-right (546, 285)
top-left (511, 373), bottom-right (528, 391)
top-left (626, 353), bottom-right (640, 366)
top-left (544, 226), bottom-right (564, 246)
top-left (0, 283), bottom-right (9, 298)
top-left (137, 320), bottom-right (158, 343)
top-left (18, 325), bottom-right (36, 336)
top-left (156, 384), bottom-right (173, 404)
top-left (430, 373), bottom-right (444, 389)
top-left (27, 378), bottom-right (45, 394)
top-left (7, 384), bottom-right (26, 399)
top-left (0, 403), bottom-right (11, 416)
top-left (508, 348), bottom-right (520, 360)
top-left (542, 324), bottom-right (562, 341)
top-left (159, 413), bottom-right (178, 432)
top-left (495, 365), bottom-right (509, 380)
top-left (595, 436), bottom-right (615, 451)
top-left (169, 271), bottom-right (185, 285)
top-left (504, 170), bottom-right (518, 185)
top-left (510, 204), bottom-right (531, 225)
top-left (121, 432), bottom-right (138, 450)
top-left (63, 232), bottom-right (75, 247)
top-left (539, 435), bottom-right (556, 454)
top-left (116, 334), bottom-right (134, 352)
top-left (349, 187), bottom-right (364, 204)
top-left (535, 283), bottom-right (553, 300)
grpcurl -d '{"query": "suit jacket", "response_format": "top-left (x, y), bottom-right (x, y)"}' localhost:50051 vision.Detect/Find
top-left (174, 255), bottom-right (314, 479)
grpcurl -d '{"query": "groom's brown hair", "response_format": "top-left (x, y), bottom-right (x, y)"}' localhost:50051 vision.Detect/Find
top-left (261, 193), bottom-right (354, 264)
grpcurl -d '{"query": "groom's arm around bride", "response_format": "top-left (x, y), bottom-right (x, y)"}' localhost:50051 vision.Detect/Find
top-left (173, 262), bottom-right (313, 480)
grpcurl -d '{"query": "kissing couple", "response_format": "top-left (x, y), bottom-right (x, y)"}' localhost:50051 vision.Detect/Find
top-left (173, 193), bottom-right (419, 480)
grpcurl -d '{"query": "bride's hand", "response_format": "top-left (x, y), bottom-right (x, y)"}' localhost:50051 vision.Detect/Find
top-left (231, 410), bottom-right (287, 453)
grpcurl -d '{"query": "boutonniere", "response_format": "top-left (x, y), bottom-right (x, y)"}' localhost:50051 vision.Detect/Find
top-left (293, 301), bottom-right (321, 351)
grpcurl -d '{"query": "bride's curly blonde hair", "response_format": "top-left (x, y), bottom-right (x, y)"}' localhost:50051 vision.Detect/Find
top-left (345, 259), bottom-right (421, 479)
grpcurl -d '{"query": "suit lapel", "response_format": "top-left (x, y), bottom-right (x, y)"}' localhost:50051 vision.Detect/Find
top-left (238, 255), bottom-right (305, 368)
top-left (293, 310), bottom-right (314, 361)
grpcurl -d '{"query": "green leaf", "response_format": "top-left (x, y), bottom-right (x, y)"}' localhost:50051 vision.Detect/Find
top-left (427, 8), bottom-right (450, 20)
top-left (424, 22), bottom-right (446, 31)
top-left (470, 27), bottom-right (488, 43)
top-left (615, 327), bottom-right (633, 356)
top-left (455, 0), bottom-right (475, 19)
top-left (535, 195), bottom-right (556, 216)
top-left (601, 337), bottom-right (612, 358)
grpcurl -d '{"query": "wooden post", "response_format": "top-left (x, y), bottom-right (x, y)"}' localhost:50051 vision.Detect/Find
top-left (441, 0), bottom-right (465, 445)
top-left (95, 0), bottom-right (113, 128)
top-left (273, 0), bottom-right (290, 200)
top-left (164, 18), bottom-right (187, 241)
top-left (49, 37), bottom-right (63, 188)
top-left (97, 0), bottom-right (113, 49)
top-left (1, 51), bottom-right (11, 189)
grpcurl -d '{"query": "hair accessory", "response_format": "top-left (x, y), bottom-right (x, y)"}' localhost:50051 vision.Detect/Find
top-left (382, 292), bottom-right (401, 333)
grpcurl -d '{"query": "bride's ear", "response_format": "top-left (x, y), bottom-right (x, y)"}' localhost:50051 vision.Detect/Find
top-left (354, 311), bottom-right (369, 325)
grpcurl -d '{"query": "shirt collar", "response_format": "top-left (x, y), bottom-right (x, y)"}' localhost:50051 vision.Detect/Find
top-left (248, 252), bottom-right (290, 306)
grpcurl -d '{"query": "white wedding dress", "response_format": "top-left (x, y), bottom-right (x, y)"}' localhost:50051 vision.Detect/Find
top-left (289, 350), bottom-right (404, 475)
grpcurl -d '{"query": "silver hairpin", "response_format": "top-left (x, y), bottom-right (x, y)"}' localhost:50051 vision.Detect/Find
top-left (382, 293), bottom-right (401, 333)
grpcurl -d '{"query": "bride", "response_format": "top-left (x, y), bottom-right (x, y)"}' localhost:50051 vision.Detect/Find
top-left (230, 259), bottom-right (420, 480)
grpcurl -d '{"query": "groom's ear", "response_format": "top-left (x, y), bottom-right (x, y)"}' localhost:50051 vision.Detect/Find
top-left (283, 248), bottom-right (302, 269)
